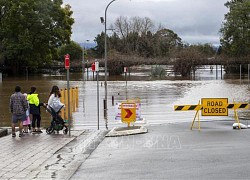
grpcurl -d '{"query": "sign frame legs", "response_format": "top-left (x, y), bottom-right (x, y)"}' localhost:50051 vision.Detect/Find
top-left (233, 100), bottom-right (241, 129)
top-left (190, 101), bottom-right (201, 131)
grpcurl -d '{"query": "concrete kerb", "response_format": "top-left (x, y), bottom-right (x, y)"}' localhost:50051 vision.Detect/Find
top-left (0, 128), bottom-right (8, 137)
top-left (106, 126), bottom-right (148, 137)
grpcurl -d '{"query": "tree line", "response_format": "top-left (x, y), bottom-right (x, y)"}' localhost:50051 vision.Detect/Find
top-left (0, 0), bottom-right (74, 75)
top-left (0, 0), bottom-right (249, 76)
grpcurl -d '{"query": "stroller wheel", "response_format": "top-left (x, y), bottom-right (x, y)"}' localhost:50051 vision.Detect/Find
top-left (63, 128), bottom-right (68, 135)
top-left (46, 127), bottom-right (54, 134)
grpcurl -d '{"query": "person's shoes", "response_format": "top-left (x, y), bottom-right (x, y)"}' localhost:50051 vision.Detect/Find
top-left (19, 133), bottom-right (24, 137)
top-left (12, 133), bottom-right (16, 137)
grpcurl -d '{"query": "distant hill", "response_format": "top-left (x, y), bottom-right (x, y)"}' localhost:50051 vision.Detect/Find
top-left (79, 42), bottom-right (96, 49)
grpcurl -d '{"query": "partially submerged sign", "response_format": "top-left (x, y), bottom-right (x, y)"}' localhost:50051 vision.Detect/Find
top-left (121, 103), bottom-right (136, 126)
top-left (202, 98), bottom-right (228, 116)
top-left (115, 102), bottom-right (142, 121)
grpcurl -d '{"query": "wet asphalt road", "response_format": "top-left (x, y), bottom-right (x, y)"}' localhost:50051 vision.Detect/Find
top-left (71, 120), bottom-right (250, 180)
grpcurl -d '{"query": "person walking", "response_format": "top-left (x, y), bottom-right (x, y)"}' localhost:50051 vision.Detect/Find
top-left (10, 86), bottom-right (28, 137)
top-left (27, 87), bottom-right (44, 133)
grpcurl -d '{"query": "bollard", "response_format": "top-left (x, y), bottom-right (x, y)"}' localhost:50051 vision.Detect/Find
top-left (103, 99), bottom-right (107, 110)
top-left (112, 96), bottom-right (114, 106)
top-left (70, 88), bottom-right (73, 116)
top-left (73, 88), bottom-right (76, 112)
top-left (76, 87), bottom-right (79, 108)
top-left (60, 89), bottom-right (65, 119)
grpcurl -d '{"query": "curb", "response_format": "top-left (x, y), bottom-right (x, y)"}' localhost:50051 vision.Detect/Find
top-left (0, 128), bottom-right (8, 137)
top-left (106, 126), bottom-right (148, 137)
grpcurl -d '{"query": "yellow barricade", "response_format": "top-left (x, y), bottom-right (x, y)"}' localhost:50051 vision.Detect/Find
top-left (174, 98), bottom-right (249, 131)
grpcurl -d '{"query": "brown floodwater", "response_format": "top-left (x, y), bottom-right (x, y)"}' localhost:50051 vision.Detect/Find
top-left (1, 65), bottom-right (250, 130)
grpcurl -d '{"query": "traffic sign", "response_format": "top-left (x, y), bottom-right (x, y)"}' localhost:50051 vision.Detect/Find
top-left (115, 102), bottom-right (142, 121)
top-left (124, 67), bottom-right (128, 73)
top-left (95, 61), bottom-right (99, 72)
top-left (121, 103), bottom-right (136, 124)
top-left (64, 54), bottom-right (70, 69)
top-left (202, 98), bottom-right (228, 116)
top-left (91, 62), bottom-right (95, 71)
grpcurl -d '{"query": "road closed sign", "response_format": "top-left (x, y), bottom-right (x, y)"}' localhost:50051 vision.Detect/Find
top-left (202, 98), bottom-right (228, 116)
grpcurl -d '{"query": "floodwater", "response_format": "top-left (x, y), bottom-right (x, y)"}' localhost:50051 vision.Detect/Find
top-left (1, 65), bottom-right (250, 130)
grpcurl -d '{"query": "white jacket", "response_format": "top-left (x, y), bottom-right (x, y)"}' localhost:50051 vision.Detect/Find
top-left (47, 94), bottom-right (65, 112)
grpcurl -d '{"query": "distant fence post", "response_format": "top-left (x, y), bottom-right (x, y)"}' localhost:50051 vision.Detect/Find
top-left (240, 64), bottom-right (242, 84)
top-left (248, 64), bottom-right (250, 88)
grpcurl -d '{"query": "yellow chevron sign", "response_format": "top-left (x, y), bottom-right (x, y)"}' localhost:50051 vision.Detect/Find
top-left (202, 98), bottom-right (228, 116)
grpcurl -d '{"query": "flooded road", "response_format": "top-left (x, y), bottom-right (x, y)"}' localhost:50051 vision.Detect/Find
top-left (1, 65), bottom-right (250, 130)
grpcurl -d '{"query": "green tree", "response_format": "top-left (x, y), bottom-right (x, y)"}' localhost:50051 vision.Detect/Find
top-left (220, 0), bottom-right (250, 57)
top-left (93, 32), bottom-right (105, 58)
top-left (154, 29), bottom-right (183, 57)
top-left (58, 41), bottom-right (83, 62)
top-left (0, 0), bottom-right (74, 74)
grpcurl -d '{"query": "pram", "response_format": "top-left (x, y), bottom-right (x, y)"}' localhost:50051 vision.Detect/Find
top-left (44, 105), bottom-right (68, 134)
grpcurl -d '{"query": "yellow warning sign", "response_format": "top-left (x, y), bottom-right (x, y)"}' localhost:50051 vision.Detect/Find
top-left (121, 103), bottom-right (136, 123)
top-left (202, 98), bottom-right (228, 116)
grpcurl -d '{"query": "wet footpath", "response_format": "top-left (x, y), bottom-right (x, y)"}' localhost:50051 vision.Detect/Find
top-left (0, 129), bottom-right (107, 180)
top-left (3, 120), bottom-right (250, 180)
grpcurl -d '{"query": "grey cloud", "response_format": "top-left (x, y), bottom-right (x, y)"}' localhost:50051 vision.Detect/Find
top-left (64, 0), bottom-right (228, 44)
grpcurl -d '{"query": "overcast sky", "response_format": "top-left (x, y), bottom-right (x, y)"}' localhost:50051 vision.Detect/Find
top-left (63, 0), bottom-right (229, 45)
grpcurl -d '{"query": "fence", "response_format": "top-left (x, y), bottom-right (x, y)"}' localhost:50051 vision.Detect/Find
top-left (60, 87), bottom-right (79, 120)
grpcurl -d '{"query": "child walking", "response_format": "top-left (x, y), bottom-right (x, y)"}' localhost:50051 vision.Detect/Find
top-left (22, 93), bottom-right (31, 133)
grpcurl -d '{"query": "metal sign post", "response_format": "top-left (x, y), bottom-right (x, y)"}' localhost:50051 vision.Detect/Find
top-left (65, 54), bottom-right (71, 136)
top-left (95, 60), bottom-right (100, 130)
top-left (124, 67), bottom-right (128, 87)
top-left (248, 64), bottom-right (250, 88)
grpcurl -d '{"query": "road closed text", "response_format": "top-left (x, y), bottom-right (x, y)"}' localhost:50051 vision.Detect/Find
top-left (202, 98), bottom-right (228, 116)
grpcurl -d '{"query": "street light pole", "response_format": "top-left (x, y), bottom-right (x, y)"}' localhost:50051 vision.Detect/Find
top-left (104, 0), bottom-right (116, 112)
top-left (82, 40), bottom-right (89, 81)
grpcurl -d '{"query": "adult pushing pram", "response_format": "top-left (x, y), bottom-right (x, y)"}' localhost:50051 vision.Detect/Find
top-left (44, 104), bottom-right (68, 134)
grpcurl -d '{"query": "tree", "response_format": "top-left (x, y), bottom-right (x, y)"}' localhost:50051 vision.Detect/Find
top-left (220, 0), bottom-right (250, 57)
top-left (154, 29), bottom-right (182, 57)
top-left (113, 16), bottom-right (154, 54)
top-left (189, 43), bottom-right (215, 57)
top-left (58, 41), bottom-right (83, 62)
top-left (172, 47), bottom-right (203, 76)
top-left (93, 32), bottom-right (105, 58)
top-left (0, 0), bottom-right (74, 74)
top-left (94, 16), bottom-right (182, 58)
